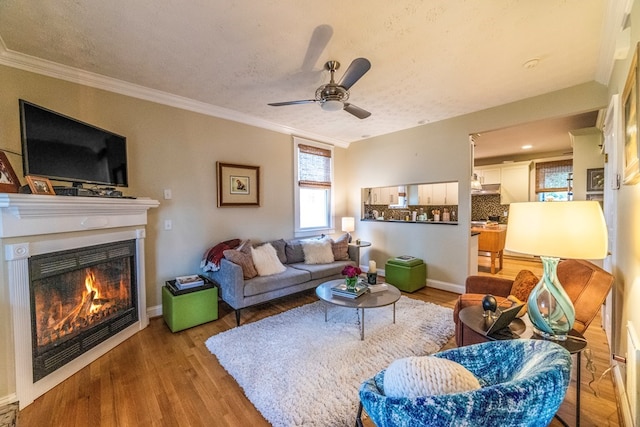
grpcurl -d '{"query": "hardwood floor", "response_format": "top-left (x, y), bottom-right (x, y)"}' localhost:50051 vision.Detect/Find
top-left (18, 256), bottom-right (621, 426)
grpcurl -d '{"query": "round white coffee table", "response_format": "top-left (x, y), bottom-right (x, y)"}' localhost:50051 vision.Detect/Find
top-left (315, 279), bottom-right (401, 340)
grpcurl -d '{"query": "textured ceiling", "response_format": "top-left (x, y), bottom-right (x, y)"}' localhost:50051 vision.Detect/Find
top-left (0, 1), bottom-right (620, 155)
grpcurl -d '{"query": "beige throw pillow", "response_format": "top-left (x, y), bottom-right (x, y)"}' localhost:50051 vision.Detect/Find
top-left (383, 356), bottom-right (481, 398)
top-left (331, 233), bottom-right (350, 261)
top-left (302, 237), bottom-right (335, 264)
top-left (251, 243), bottom-right (287, 276)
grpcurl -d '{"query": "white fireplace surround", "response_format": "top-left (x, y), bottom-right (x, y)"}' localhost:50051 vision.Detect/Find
top-left (0, 194), bottom-right (159, 408)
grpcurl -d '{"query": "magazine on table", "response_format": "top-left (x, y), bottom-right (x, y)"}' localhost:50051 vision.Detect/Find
top-left (331, 281), bottom-right (368, 298)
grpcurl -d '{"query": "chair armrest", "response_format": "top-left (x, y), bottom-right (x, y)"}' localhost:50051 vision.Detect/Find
top-left (465, 275), bottom-right (514, 297)
top-left (204, 258), bottom-right (244, 309)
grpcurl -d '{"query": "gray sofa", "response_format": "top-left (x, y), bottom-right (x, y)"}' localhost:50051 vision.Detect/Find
top-left (204, 241), bottom-right (357, 325)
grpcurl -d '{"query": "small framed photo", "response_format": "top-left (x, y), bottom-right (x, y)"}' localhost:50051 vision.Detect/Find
top-left (586, 168), bottom-right (605, 192)
top-left (0, 151), bottom-right (20, 193)
top-left (216, 162), bottom-right (260, 207)
top-left (26, 175), bottom-right (55, 195)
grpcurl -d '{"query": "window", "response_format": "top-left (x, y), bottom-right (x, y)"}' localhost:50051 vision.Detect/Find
top-left (294, 137), bottom-right (334, 236)
top-left (535, 159), bottom-right (573, 201)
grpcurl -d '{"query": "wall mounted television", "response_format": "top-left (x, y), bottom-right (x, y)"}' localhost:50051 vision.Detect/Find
top-left (19, 100), bottom-right (128, 188)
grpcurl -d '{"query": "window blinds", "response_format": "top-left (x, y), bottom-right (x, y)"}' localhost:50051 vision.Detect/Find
top-left (535, 160), bottom-right (573, 193)
top-left (298, 144), bottom-right (332, 189)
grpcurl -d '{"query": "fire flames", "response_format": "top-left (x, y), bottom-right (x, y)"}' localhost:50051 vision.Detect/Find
top-left (34, 266), bottom-right (132, 348)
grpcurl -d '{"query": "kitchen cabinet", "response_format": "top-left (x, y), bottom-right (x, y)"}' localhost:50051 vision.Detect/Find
top-left (499, 163), bottom-right (530, 204)
top-left (371, 186), bottom-right (398, 204)
top-left (475, 167), bottom-right (501, 184)
top-left (474, 162), bottom-right (531, 204)
top-left (431, 183), bottom-right (458, 205)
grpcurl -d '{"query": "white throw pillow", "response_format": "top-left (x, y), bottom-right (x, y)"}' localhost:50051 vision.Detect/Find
top-left (383, 356), bottom-right (481, 398)
top-left (251, 243), bottom-right (287, 276)
top-left (302, 237), bottom-right (335, 264)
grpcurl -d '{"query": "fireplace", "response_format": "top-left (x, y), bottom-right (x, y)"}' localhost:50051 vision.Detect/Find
top-left (0, 194), bottom-right (159, 409)
top-left (30, 240), bottom-right (138, 381)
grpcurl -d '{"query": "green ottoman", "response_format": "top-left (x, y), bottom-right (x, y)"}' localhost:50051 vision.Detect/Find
top-left (385, 256), bottom-right (427, 292)
top-left (162, 283), bottom-right (218, 332)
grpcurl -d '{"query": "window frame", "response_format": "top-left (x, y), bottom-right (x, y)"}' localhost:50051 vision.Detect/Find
top-left (293, 137), bottom-right (335, 237)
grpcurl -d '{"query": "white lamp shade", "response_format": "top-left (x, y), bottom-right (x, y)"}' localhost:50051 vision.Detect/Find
top-left (341, 217), bottom-right (355, 233)
top-left (505, 201), bottom-right (608, 259)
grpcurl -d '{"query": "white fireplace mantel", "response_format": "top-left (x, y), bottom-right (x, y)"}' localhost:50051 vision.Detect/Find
top-left (0, 194), bottom-right (159, 408)
top-left (0, 194), bottom-right (160, 238)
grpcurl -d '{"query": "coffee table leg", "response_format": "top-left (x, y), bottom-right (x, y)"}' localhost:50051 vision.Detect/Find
top-left (360, 308), bottom-right (365, 341)
top-left (393, 303), bottom-right (396, 324)
top-left (324, 303), bottom-right (328, 322)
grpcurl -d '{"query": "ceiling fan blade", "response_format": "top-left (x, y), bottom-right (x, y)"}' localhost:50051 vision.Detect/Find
top-left (268, 100), bottom-right (316, 106)
top-left (338, 58), bottom-right (371, 90)
top-left (344, 103), bottom-right (371, 119)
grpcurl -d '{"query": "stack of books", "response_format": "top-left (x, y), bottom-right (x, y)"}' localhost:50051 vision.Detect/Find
top-left (367, 283), bottom-right (389, 293)
top-left (332, 281), bottom-right (369, 299)
top-left (175, 275), bottom-right (205, 290)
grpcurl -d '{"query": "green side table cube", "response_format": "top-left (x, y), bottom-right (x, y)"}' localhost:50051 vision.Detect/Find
top-left (385, 256), bottom-right (427, 293)
top-left (162, 281), bottom-right (218, 332)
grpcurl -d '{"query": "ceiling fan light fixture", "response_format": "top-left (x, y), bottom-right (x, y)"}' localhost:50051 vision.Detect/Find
top-left (321, 99), bottom-right (344, 111)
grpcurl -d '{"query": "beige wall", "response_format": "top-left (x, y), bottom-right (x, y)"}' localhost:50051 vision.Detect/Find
top-left (347, 82), bottom-right (608, 287)
top-left (572, 129), bottom-right (605, 201)
top-left (0, 64), bottom-right (351, 398)
top-left (605, 1), bottom-right (640, 418)
top-left (0, 63), bottom-right (612, 402)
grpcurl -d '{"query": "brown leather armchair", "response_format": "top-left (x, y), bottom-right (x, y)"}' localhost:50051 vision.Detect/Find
top-left (453, 259), bottom-right (615, 347)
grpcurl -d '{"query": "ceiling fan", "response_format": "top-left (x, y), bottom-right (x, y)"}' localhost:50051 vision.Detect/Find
top-left (268, 58), bottom-right (372, 119)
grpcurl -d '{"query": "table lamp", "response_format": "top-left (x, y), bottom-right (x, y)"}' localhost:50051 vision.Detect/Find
top-left (341, 217), bottom-right (355, 243)
top-left (505, 201), bottom-right (608, 340)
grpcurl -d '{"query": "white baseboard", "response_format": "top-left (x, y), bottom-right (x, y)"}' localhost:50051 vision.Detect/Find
top-left (613, 363), bottom-right (635, 427)
top-left (147, 304), bottom-right (162, 318)
top-left (427, 279), bottom-right (464, 294)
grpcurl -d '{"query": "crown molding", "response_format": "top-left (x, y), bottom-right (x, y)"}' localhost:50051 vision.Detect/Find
top-left (0, 37), bottom-right (349, 148)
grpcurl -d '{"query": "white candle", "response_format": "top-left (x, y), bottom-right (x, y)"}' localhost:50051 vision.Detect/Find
top-left (369, 260), bottom-right (377, 273)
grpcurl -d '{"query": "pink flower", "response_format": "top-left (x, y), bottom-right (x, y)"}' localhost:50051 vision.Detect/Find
top-left (341, 265), bottom-right (362, 278)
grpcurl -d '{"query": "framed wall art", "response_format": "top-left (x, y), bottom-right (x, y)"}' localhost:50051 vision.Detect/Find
top-left (25, 175), bottom-right (55, 195)
top-left (0, 151), bottom-right (20, 193)
top-left (216, 162), bottom-right (260, 207)
top-left (622, 42), bottom-right (640, 185)
top-left (586, 168), bottom-right (605, 192)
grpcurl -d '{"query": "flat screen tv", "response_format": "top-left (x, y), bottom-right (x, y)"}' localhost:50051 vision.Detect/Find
top-left (19, 100), bottom-right (128, 188)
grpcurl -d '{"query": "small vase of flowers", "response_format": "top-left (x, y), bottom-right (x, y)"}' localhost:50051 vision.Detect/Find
top-left (342, 265), bottom-right (362, 291)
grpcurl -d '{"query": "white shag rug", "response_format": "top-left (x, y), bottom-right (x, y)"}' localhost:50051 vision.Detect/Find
top-left (205, 296), bottom-right (454, 427)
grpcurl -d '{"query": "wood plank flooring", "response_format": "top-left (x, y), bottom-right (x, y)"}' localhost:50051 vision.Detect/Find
top-left (18, 256), bottom-right (621, 426)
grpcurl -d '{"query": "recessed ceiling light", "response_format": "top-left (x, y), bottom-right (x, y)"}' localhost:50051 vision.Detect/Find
top-left (361, 134), bottom-right (370, 138)
top-left (522, 144), bottom-right (533, 150)
top-left (523, 58), bottom-right (540, 69)
top-left (418, 120), bottom-right (427, 125)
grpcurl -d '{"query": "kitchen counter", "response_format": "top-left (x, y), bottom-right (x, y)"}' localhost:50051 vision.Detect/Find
top-left (471, 226), bottom-right (506, 274)
top-left (362, 218), bottom-right (458, 225)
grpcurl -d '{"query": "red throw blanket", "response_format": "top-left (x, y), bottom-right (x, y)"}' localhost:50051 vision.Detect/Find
top-left (201, 238), bottom-right (242, 272)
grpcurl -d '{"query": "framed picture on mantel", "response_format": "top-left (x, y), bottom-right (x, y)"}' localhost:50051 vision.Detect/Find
top-left (0, 151), bottom-right (20, 193)
top-left (216, 162), bottom-right (260, 207)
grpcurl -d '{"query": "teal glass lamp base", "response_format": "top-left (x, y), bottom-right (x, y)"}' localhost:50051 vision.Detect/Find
top-left (527, 256), bottom-right (576, 341)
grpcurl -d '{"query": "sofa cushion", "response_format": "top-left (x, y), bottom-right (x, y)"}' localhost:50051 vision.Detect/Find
top-left (383, 356), bottom-right (481, 398)
top-left (511, 270), bottom-right (539, 302)
top-left (289, 259), bottom-right (355, 280)
top-left (251, 243), bottom-right (287, 276)
top-left (302, 237), bottom-right (335, 264)
top-left (332, 233), bottom-right (350, 261)
top-left (223, 247), bottom-right (258, 279)
top-left (285, 239), bottom-right (305, 264)
top-left (243, 266), bottom-right (311, 297)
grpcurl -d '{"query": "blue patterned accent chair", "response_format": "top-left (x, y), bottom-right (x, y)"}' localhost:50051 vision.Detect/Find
top-left (357, 339), bottom-right (572, 427)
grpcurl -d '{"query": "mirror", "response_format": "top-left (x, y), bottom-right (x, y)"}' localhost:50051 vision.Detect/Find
top-left (362, 182), bottom-right (459, 223)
